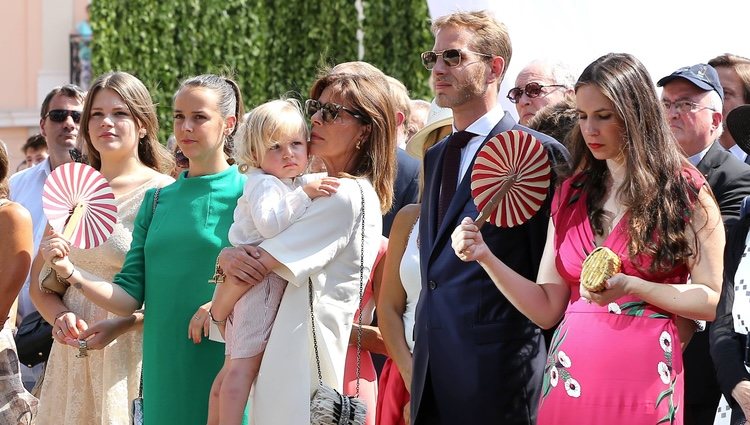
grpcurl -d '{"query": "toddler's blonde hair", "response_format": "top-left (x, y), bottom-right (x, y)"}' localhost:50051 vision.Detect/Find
top-left (233, 98), bottom-right (309, 170)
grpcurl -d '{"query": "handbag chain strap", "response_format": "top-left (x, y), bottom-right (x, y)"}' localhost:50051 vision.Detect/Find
top-left (137, 187), bottom-right (161, 400)
top-left (309, 178), bottom-right (365, 397)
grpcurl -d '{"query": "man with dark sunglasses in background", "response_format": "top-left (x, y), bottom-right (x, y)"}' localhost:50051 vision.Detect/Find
top-left (8, 84), bottom-right (85, 390)
top-left (411, 10), bottom-right (570, 425)
top-left (509, 59), bottom-right (575, 126)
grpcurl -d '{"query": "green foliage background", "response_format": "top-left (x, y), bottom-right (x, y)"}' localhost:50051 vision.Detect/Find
top-left (90, 0), bottom-right (434, 142)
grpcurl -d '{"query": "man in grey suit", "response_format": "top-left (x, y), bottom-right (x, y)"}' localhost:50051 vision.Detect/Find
top-left (658, 63), bottom-right (750, 425)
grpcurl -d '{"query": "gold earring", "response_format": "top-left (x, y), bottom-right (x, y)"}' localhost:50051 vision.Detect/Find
top-left (356, 140), bottom-right (362, 150)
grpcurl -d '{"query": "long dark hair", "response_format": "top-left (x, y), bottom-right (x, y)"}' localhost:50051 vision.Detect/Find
top-left (565, 53), bottom-right (701, 272)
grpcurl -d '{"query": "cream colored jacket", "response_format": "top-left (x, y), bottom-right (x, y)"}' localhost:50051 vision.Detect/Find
top-left (251, 177), bottom-right (382, 425)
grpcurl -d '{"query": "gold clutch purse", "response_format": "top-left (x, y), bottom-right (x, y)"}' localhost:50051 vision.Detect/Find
top-left (580, 246), bottom-right (621, 293)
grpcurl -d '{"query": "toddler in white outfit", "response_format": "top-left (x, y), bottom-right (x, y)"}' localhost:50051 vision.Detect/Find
top-left (207, 98), bottom-right (339, 425)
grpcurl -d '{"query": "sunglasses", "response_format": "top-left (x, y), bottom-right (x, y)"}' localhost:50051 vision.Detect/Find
top-left (420, 48), bottom-right (493, 70)
top-left (506, 82), bottom-right (567, 104)
top-left (46, 109), bottom-right (82, 123)
top-left (174, 149), bottom-right (189, 169)
top-left (304, 99), bottom-right (371, 124)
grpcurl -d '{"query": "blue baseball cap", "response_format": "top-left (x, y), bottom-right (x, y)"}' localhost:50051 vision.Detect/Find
top-left (657, 63), bottom-right (724, 103)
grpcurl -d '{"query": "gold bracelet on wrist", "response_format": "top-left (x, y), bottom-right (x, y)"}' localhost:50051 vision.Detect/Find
top-left (57, 268), bottom-right (75, 285)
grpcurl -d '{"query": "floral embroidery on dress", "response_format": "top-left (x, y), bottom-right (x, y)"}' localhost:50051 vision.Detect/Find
top-left (655, 331), bottom-right (677, 424)
top-left (541, 319), bottom-right (581, 403)
top-left (608, 300), bottom-right (669, 319)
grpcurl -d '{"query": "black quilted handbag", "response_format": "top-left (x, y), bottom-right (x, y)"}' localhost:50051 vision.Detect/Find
top-left (14, 311), bottom-right (53, 368)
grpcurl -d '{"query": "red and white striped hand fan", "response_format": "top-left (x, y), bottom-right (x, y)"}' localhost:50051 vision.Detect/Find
top-left (43, 162), bottom-right (117, 249)
top-left (471, 130), bottom-right (551, 228)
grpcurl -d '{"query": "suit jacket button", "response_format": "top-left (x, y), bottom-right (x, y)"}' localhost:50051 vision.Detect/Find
top-left (428, 280), bottom-right (437, 290)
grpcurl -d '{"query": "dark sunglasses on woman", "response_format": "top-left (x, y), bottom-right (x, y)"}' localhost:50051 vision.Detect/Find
top-left (46, 109), bottom-right (82, 124)
top-left (506, 82), bottom-right (567, 104)
top-left (420, 48), bottom-right (493, 70)
top-left (304, 99), bottom-right (371, 124)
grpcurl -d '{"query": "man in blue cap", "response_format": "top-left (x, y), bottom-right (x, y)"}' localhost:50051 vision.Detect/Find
top-left (658, 64), bottom-right (750, 425)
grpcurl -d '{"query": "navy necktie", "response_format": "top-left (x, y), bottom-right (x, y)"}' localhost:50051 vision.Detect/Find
top-left (437, 131), bottom-right (475, 228)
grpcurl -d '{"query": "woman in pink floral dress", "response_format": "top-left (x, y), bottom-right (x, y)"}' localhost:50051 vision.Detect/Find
top-left (451, 53), bottom-right (724, 425)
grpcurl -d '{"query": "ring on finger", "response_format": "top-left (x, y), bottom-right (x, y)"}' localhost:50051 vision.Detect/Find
top-left (56, 329), bottom-right (63, 335)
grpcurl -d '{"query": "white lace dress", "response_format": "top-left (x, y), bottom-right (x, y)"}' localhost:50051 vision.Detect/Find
top-left (36, 175), bottom-right (172, 425)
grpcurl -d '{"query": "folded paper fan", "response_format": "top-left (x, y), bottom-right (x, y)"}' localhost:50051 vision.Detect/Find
top-left (42, 162), bottom-right (117, 249)
top-left (471, 130), bottom-right (551, 228)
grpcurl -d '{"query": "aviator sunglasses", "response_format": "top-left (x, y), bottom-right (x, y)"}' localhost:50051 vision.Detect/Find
top-left (304, 99), bottom-right (371, 124)
top-left (45, 109), bottom-right (82, 123)
top-left (506, 82), bottom-right (567, 104)
top-left (420, 48), bottom-right (493, 70)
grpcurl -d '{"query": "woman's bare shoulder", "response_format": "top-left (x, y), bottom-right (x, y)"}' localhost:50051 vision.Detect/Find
top-left (0, 201), bottom-right (32, 228)
top-left (388, 203), bottom-right (420, 240)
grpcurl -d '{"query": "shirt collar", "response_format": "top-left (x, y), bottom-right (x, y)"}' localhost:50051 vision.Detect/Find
top-left (687, 144), bottom-right (712, 167)
top-left (452, 105), bottom-right (504, 138)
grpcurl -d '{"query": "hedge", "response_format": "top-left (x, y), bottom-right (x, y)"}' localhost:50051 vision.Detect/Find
top-left (90, 0), bottom-right (434, 143)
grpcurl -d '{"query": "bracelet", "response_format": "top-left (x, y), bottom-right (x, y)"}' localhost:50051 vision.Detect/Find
top-left (208, 309), bottom-right (227, 326)
top-left (54, 310), bottom-right (72, 321)
top-left (57, 268), bottom-right (75, 285)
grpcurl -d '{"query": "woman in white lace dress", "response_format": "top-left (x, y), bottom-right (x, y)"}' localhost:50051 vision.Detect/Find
top-left (30, 72), bottom-right (174, 425)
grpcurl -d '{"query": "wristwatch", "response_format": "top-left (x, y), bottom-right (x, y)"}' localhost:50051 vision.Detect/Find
top-left (208, 257), bottom-right (226, 285)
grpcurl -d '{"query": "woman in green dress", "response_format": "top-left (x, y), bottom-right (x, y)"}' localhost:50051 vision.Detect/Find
top-left (44, 74), bottom-right (246, 425)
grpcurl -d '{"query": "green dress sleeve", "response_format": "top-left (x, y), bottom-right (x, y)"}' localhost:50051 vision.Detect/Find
top-left (113, 187), bottom-right (156, 305)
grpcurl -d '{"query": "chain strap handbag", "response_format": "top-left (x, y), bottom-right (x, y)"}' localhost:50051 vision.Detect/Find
top-left (131, 187), bottom-right (159, 425)
top-left (309, 179), bottom-right (367, 425)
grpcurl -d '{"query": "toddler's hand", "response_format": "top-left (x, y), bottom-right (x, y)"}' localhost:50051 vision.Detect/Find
top-left (303, 177), bottom-right (340, 199)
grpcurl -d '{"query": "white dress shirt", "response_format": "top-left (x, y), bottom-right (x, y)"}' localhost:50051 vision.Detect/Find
top-left (453, 105), bottom-right (505, 185)
top-left (729, 143), bottom-right (748, 163)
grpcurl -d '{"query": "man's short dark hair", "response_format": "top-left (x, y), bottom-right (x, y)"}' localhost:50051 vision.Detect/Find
top-left (40, 84), bottom-right (85, 118)
top-left (22, 134), bottom-right (47, 153)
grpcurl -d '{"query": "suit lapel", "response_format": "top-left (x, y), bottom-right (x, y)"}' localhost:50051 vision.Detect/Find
top-left (696, 142), bottom-right (722, 181)
top-left (428, 113), bottom-right (516, 263)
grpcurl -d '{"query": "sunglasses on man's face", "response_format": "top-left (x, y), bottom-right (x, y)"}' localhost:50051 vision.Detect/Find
top-left (420, 48), bottom-right (493, 70)
top-left (304, 99), bottom-right (371, 124)
top-left (506, 82), bottom-right (567, 104)
top-left (46, 109), bottom-right (82, 124)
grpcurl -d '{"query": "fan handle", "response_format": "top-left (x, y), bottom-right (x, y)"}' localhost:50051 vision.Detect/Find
top-left (62, 203), bottom-right (85, 240)
top-left (473, 175), bottom-right (516, 230)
